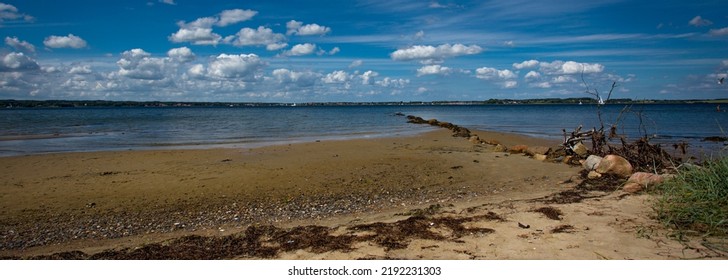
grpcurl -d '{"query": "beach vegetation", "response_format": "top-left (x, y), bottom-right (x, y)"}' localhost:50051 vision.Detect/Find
top-left (653, 156), bottom-right (728, 236)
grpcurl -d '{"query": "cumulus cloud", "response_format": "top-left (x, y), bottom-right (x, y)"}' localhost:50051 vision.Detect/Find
top-left (709, 27), bottom-right (728, 36)
top-left (524, 70), bottom-right (541, 80)
top-left (206, 53), bottom-right (266, 80)
top-left (286, 20), bottom-right (331, 36)
top-left (361, 70), bottom-right (379, 85)
top-left (390, 44), bottom-right (482, 63)
top-left (167, 47), bottom-right (196, 63)
top-left (68, 65), bottom-right (92, 75)
top-left (534, 82), bottom-right (552, 88)
top-left (282, 43), bottom-right (317, 56)
top-left (475, 67), bottom-right (516, 80)
top-left (5, 36), bottom-right (35, 53)
top-left (271, 68), bottom-right (320, 87)
top-left (218, 9), bottom-right (257, 27)
top-left (538, 60), bottom-right (604, 75)
top-left (186, 64), bottom-right (205, 79)
top-left (232, 26), bottom-right (287, 50)
top-left (416, 65), bottom-right (452, 76)
top-left (513, 59), bottom-right (539, 69)
top-left (169, 27), bottom-right (222, 45)
top-left (552, 75), bottom-right (577, 83)
top-left (502, 80), bottom-right (518, 88)
top-left (689, 16), bottom-right (712, 27)
top-left (376, 77), bottom-right (409, 88)
top-left (0, 52), bottom-right (40, 72)
top-left (43, 34), bottom-right (88, 49)
top-left (116, 48), bottom-right (166, 80)
top-left (169, 9), bottom-right (257, 45)
top-left (0, 3), bottom-right (34, 22)
top-left (322, 70), bottom-right (351, 84)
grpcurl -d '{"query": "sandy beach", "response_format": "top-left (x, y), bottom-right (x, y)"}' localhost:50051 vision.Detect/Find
top-left (0, 127), bottom-right (724, 259)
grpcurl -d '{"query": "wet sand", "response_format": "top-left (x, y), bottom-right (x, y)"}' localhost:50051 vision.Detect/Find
top-left (0, 129), bottom-right (724, 259)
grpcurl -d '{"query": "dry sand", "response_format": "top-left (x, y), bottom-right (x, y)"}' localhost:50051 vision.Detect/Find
top-left (0, 128), bottom-right (724, 259)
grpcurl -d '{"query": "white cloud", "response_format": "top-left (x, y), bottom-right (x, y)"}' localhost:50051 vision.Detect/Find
top-left (0, 52), bottom-right (40, 72)
top-left (272, 68), bottom-right (320, 87)
top-left (116, 49), bottom-right (166, 80)
top-left (169, 9), bottom-right (257, 46)
top-left (376, 77), bottom-right (409, 88)
top-left (361, 70), bottom-right (379, 85)
top-left (232, 26), bottom-right (287, 50)
top-left (349, 60), bottom-right (363, 68)
top-left (475, 67), bottom-right (516, 80)
top-left (0, 3), bottom-right (34, 22)
top-left (502, 80), bottom-right (518, 88)
top-left (68, 65), bottom-right (92, 75)
top-left (416, 65), bottom-right (452, 76)
top-left (43, 34), bottom-right (88, 49)
top-left (561, 61), bottom-right (604, 74)
top-left (689, 16), bottom-right (712, 27)
top-left (169, 27), bottom-right (222, 45)
top-left (286, 20), bottom-right (331, 36)
top-left (513, 59), bottom-right (539, 69)
top-left (187, 64), bottom-right (205, 78)
top-left (390, 44), bottom-right (483, 63)
top-left (534, 82), bottom-right (552, 88)
top-left (524, 71), bottom-right (541, 80)
top-left (218, 9), bottom-right (257, 27)
top-left (5, 36), bottom-right (35, 53)
top-left (328, 47), bottom-right (340, 55)
top-left (552, 75), bottom-right (577, 83)
top-left (709, 27), bottom-right (728, 36)
top-left (539, 60), bottom-right (604, 75)
top-left (207, 53), bottom-right (266, 80)
top-left (322, 70), bottom-right (351, 84)
top-left (167, 47), bottom-right (196, 63)
top-left (158, 0), bottom-right (176, 5)
top-left (414, 30), bottom-right (425, 40)
top-left (283, 43), bottom-right (317, 56)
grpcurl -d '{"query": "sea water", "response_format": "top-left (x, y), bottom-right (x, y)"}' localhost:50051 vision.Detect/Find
top-left (1, 104), bottom-right (726, 157)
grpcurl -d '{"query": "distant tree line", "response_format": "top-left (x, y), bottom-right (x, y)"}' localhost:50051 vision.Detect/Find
top-left (1, 98), bottom-right (726, 108)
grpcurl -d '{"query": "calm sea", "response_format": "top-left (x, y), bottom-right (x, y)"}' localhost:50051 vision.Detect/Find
top-left (1, 104), bottom-right (726, 157)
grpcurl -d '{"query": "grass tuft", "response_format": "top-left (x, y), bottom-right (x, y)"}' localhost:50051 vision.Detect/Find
top-left (653, 157), bottom-right (728, 236)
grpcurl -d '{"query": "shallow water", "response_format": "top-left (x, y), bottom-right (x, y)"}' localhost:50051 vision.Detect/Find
top-left (1, 104), bottom-right (726, 156)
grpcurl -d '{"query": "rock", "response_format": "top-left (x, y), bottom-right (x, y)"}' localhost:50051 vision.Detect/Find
top-left (627, 172), bottom-right (665, 188)
top-left (492, 144), bottom-right (508, 152)
top-left (484, 139), bottom-right (501, 145)
top-left (452, 126), bottom-right (471, 138)
top-left (533, 154), bottom-right (547, 161)
top-left (510, 145), bottom-right (529, 154)
top-left (587, 171), bottom-right (602, 179)
top-left (427, 119), bottom-right (440, 126)
top-left (406, 115), bottom-right (427, 124)
top-left (438, 122), bottom-right (455, 129)
top-left (595, 155), bottom-right (633, 178)
top-left (572, 142), bottom-right (588, 157)
top-left (526, 146), bottom-right (551, 156)
top-left (469, 135), bottom-right (481, 144)
top-left (582, 155), bottom-right (603, 171)
top-left (562, 155), bottom-right (573, 164)
top-left (623, 182), bottom-right (643, 193)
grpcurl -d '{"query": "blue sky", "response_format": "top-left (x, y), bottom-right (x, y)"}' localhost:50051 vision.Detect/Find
top-left (1, 0), bottom-right (727, 102)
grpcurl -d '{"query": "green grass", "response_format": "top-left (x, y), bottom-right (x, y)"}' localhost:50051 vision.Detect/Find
top-left (653, 157), bottom-right (728, 236)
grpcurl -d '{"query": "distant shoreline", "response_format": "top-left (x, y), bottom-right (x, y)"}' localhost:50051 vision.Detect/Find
top-left (2, 98), bottom-right (728, 109)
